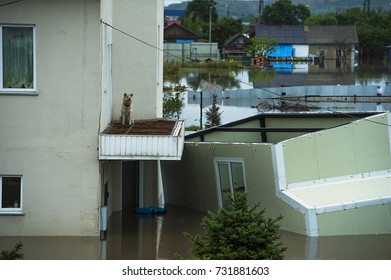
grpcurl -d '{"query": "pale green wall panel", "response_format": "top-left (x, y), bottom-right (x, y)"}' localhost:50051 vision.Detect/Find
top-left (283, 114), bottom-right (391, 185)
top-left (163, 142), bottom-right (308, 234)
top-left (283, 135), bottom-right (320, 184)
top-left (317, 204), bottom-right (391, 236)
top-left (313, 126), bottom-right (356, 179)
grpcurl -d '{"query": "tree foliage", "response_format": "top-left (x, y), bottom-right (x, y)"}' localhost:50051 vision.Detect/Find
top-left (163, 85), bottom-right (185, 119)
top-left (304, 14), bottom-right (338, 25)
top-left (0, 242), bottom-right (23, 260)
top-left (245, 37), bottom-right (278, 57)
top-left (305, 8), bottom-right (391, 49)
top-left (212, 17), bottom-right (243, 48)
top-left (182, 0), bottom-right (218, 37)
top-left (185, 190), bottom-right (286, 260)
top-left (204, 93), bottom-right (222, 129)
top-left (261, 0), bottom-right (311, 25)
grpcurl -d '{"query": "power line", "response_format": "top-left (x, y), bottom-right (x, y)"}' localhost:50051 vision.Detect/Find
top-left (101, 20), bottom-right (391, 128)
top-left (101, 20), bottom-right (192, 64)
top-left (0, 0), bottom-right (24, 7)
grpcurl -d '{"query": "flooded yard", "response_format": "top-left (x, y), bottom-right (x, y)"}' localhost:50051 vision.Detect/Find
top-left (2, 205), bottom-right (390, 260)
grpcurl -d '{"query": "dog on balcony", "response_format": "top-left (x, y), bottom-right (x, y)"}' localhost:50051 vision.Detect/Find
top-left (121, 92), bottom-right (134, 126)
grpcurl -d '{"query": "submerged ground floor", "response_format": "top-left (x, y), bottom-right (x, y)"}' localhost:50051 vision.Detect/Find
top-left (1, 205), bottom-right (391, 260)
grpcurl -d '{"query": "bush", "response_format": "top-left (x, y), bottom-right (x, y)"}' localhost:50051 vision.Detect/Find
top-left (185, 190), bottom-right (286, 260)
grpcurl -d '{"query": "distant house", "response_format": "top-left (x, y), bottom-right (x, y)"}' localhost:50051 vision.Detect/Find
top-left (163, 23), bottom-right (219, 62)
top-left (164, 22), bottom-right (203, 43)
top-left (222, 33), bottom-right (249, 59)
top-left (255, 25), bottom-right (308, 59)
top-left (163, 111), bottom-right (391, 236)
top-left (305, 25), bottom-right (358, 65)
top-left (254, 24), bottom-right (358, 65)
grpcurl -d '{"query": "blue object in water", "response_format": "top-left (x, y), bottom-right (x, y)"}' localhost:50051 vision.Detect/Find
top-left (136, 207), bottom-right (155, 215)
top-left (150, 206), bottom-right (166, 214)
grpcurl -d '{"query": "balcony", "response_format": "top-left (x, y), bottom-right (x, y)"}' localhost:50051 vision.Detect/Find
top-left (99, 119), bottom-right (184, 160)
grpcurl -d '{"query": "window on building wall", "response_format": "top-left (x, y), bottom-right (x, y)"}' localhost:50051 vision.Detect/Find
top-left (0, 176), bottom-right (22, 212)
top-left (214, 158), bottom-right (247, 208)
top-left (0, 25), bottom-right (36, 92)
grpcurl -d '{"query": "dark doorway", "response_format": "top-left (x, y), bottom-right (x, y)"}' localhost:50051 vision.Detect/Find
top-left (122, 161), bottom-right (139, 212)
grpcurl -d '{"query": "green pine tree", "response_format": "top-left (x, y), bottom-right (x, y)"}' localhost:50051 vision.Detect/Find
top-left (0, 242), bottom-right (23, 260)
top-left (204, 93), bottom-right (222, 129)
top-left (185, 190), bottom-right (286, 260)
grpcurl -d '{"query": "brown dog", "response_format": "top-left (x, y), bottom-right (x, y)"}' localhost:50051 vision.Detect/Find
top-left (121, 92), bottom-right (133, 126)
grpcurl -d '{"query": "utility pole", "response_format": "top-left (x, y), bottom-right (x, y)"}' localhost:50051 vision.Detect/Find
top-left (209, 6), bottom-right (212, 60)
top-left (259, 0), bottom-right (264, 22)
top-left (363, 0), bottom-right (371, 14)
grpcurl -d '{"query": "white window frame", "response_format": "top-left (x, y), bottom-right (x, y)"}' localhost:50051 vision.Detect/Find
top-left (0, 175), bottom-right (23, 214)
top-left (0, 24), bottom-right (36, 95)
top-left (213, 157), bottom-right (247, 208)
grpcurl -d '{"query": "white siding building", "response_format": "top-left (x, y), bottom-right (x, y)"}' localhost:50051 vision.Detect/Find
top-left (0, 0), bottom-right (181, 238)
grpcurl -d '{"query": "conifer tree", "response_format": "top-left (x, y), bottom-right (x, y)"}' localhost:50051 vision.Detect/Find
top-left (204, 93), bottom-right (221, 129)
top-left (185, 190), bottom-right (286, 260)
top-left (0, 242), bottom-right (23, 260)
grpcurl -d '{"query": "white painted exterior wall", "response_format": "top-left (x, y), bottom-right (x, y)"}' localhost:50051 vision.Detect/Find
top-left (111, 0), bottom-right (164, 123)
top-left (0, 0), bottom-right (164, 236)
top-left (292, 44), bottom-right (309, 58)
top-left (0, 0), bottom-right (101, 236)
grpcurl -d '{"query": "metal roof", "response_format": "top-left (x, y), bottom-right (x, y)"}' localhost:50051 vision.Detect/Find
top-left (255, 24), bottom-right (358, 45)
top-left (256, 25), bottom-right (306, 44)
top-left (305, 25), bottom-right (358, 45)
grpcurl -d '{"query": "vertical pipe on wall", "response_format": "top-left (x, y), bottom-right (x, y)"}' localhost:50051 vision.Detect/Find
top-left (157, 160), bottom-right (165, 207)
top-left (139, 160), bottom-right (144, 207)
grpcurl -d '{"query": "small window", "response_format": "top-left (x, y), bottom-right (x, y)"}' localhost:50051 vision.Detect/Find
top-left (0, 176), bottom-right (22, 212)
top-left (0, 25), bottom-right (36, 93)
top-left (214, 158), bottom-right (247, 208)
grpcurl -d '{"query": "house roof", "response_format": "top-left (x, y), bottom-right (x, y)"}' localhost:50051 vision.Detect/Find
top-left (223, 33), bottom-right (247, 46)
top-left (255, 24), bottom-right (358, 45)
top-left (305, 25), bottom-right (358, 45)
top-left (164, 22), bottom-right (201, 41)
top-left (255, 25), bottom-right (306, 44)
top-left (185, 112), bottom-right (378, 142)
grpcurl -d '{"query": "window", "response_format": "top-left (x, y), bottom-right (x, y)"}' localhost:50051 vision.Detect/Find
top-left (0, 176), bottom-right (22, 213)
top-left (0, 25), bottom-right (36, 93)
top-left (214, 158), bottom-right (247, 208)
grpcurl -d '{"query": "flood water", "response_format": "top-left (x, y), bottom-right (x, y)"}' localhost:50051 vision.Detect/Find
top-left (165, 62), bottom-right (391, 127)
top-left (2, 204), bottom-right (391, 260)
top-left (104, 205), bottom-right (391, 260)
top-left (1, 63), bottom-right (391, 260)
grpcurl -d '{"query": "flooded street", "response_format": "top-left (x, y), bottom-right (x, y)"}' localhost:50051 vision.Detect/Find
top-left (1, 204), bottom-right (391, 259)
top-left (105, 205), bottom-right (391, 260)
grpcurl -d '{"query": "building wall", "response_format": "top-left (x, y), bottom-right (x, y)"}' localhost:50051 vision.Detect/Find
top-left (293, 45), bottom-right (309, 58)
top-left (309, 44), bottom-right (355, 62)
top-left (111, 0), bottom-right (163, 122)
top-left (163, 142), bottom-right (307, 234)
top-left (0, 0), bottom-right (101, 236)
top-left (268, 44), bottom-right (293, 58)
top-left (282, 114), bottom-right (391, 185)
top-left (164, 42), bottom-right (219, 62)
top-left (317, 204), bottom-right (391, 236)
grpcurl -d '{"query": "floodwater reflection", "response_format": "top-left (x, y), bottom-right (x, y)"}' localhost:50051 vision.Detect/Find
top-left (105, 205), bottom-right (391, 260)
top-left (1, 204), bottom-right (390, 259)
